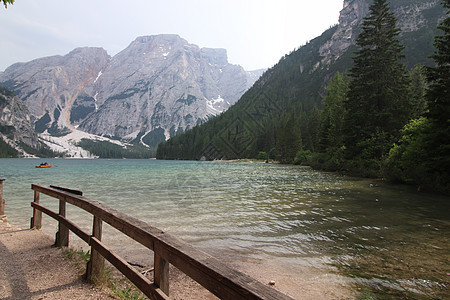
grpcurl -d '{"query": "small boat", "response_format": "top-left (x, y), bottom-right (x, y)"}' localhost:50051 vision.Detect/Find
top-left (36, 163), bottom-right (52, 168)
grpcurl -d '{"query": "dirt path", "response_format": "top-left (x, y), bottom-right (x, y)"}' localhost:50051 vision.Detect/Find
top-left (0, 218), bottom-right (355, 299)
top-left (0, 220), bottom-right (113, 300)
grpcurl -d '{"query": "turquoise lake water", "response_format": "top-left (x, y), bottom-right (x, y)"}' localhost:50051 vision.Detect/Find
top-left (0, 158), bottom-right (448, 298)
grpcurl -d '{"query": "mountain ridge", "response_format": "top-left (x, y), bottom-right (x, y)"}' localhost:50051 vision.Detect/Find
top-left (0, 34), bottom-right (263, 156)
top-left (156, 0), bottom-right (446, 160)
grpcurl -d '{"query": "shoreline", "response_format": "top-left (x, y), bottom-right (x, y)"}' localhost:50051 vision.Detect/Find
top-left (1, 216), bottom-right (354, 299)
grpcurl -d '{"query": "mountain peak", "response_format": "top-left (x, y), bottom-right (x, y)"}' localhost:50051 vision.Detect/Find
top-left (201, 48), bottom-right (228, 66)
top-left (0, 34), bottom-right (260, 149)
top-left (132, 34), bottom-right (186, 46)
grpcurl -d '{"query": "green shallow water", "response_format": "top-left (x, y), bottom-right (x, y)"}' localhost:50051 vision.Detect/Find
top-left (0, 158), bottom-right (448, 298)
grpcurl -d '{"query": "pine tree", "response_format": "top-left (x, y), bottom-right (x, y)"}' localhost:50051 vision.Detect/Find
top-left (344, 0), bottom-right (411, 161)
top-left (276, 112), bottom-right (302, 164)
top-left (319, 72), bottom-right (349, 151)
top-left (308, 105), bottom-right (321, 152)
top-left (424, 0), bottom-right (450, 192)
top-left (409, 65), bottom-right (428, 119)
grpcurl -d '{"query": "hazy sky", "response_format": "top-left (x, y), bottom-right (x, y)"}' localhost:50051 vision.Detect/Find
top-left (0, 0), bottom-right (343, 71)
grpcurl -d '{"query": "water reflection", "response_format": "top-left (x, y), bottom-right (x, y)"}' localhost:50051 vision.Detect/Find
top-left (0, 159), bottom-right (448, 298)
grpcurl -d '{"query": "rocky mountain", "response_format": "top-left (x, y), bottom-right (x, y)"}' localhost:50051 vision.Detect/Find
top-left (0, 35), bottom-right (262, 152)
top-left (0, 88), bottom-right (41, 156)
top-left (77, 35), bottom-right (262, 144)
top-left (156, 0), bottom-right (446, 160)
top-left (0, 47), bottom-right (111, 135)
top-left (320, 0), bottom-right (443, 67)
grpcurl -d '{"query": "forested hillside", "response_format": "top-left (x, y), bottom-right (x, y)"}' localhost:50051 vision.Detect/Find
top-left (157, 0), bottom-right (449, 194)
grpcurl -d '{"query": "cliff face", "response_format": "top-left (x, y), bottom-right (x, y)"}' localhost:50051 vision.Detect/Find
top-left (319, 0), bottom-right (370, 62)
top-left (0, 88), bottom-right (40, 152)
top-left (0, 35), bottom-right (260, 144)
top-left (0, 48), bottom-right (111, 133)
top-left (320, 0), bottom-right (442, 64)
top-left (78, 35), bottom-right (258, 141)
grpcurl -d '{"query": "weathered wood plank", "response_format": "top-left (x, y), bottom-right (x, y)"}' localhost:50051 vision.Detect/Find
top-left (31, 190), bottom-right (42, 229)
top-left (153, 237), bottom-right (290, 300)
top-left (32, 184), bottom-right (159, 249)
top-left (87, 216), bottom-right (105, 282)
top-left (31, 202), bottom-right (90, 243)
top-left (55, 198), bottom-right (69, 247)
top-left (0, 179), bottom-right (5, 217)
top-left (154, 251), bottom-right (169, 295)
top-left (50, 185), bottom-right (83, 196)
top-left (90, 237), bottom-right (169, 300)
top-left (31, 184), bottom-right (293, 300)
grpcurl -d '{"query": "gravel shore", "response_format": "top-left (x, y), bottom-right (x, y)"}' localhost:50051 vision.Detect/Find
top-left (0, 220), bottom-right (114, 299)
top-left (0, 219), bottom-right (353, 299)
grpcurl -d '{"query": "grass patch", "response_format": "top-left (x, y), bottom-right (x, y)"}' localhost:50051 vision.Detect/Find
top-left (111, 285), bottom-right (143, 300)
top-left (62, 247), bottom-right (147, 299)
top-left (62, 247), bottom-right (90, 272)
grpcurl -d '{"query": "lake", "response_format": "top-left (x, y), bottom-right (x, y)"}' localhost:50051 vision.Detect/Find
top-left (0, 158), bottom-right (448, 298)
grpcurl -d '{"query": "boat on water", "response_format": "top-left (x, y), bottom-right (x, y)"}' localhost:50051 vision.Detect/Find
top-left (36, 163), bottom-right (52, 168)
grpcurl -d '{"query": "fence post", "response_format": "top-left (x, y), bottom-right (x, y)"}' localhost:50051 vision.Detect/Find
top-left (154, 251), bottom-right (169, 295)
top-left (0, 179), bottom-right (5, 222)
top-left (55, 197), bottom-right (69, 247)
top-left (30, 189), bottom-right (42, 229)
top-left (86, 216), bottom-right (105, 282)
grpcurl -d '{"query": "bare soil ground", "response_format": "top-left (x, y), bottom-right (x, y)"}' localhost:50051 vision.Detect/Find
top-left (1, 218), bottom-right (354, 299)
top-left (0, 220), bottom-right (114, 299)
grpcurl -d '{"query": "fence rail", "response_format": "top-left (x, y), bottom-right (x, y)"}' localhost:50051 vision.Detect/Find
top-left (0, 179), bottom-right (5, 221)
top-left (30, 184), bottom-right (292, 300)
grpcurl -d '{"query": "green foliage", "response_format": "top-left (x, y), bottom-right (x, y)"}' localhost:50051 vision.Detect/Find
top-left (0, 137), bottom-right (18, 157)
top-left (293, 150), bottom-right (312, 165)
top-left (77, 139), bottom-right (153, 159)
top-left (418, 0), bottom-right (450, 194)
top-left (385, 117), bottom-right (430, 184)
top-left (1, 0), bottom-right (14, 8)
top-left (409, 65), bottom-right (428, 119)
top-left (112, 285), bottom-right (142, 300)
top-left (20, 141), bottom-right (61, 158)
top-left (157, 26), bottom-right (340, 160)
top-left (155, 0), bottom-right (449, 194)
top-left (276, 112), bottom-right (302, 164)
top-left (344, 0), bottom-right (411, 163)
top-left (63, 248), bottom-right (91, 263)
top-left (0, 87), bottom-right (14, 98)
top-left (425, 0), bottom-right (450, 156)
top-left (307, 105), bottom-right (321, 152)
top-left (257, 151), bottom-right (268, 160)
top-left (309, 146), bottom-right (346, 172)
top-left (318, 72), bottom-right (348, 151)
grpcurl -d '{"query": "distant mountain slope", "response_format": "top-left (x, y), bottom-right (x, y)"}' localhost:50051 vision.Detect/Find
top-left (157, 0), bottom-right (445, 160)
top-left (0, 47), bottom-right (111, 136)
top-left (0, 88), bottom-right (51, 157)
top-left (0, 35), bottom-right (262, 152)
top-left (77, 35), bottom-right (261, 145)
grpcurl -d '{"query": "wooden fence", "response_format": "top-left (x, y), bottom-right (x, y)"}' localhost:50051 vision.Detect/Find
top-left (0, 179), bottom-right (5, 221)
top-left (30, 184), bottom-right (292, 300)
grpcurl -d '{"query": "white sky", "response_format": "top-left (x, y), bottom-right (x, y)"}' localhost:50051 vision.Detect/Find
top-left (0, 0), bottom-right (343, 71)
